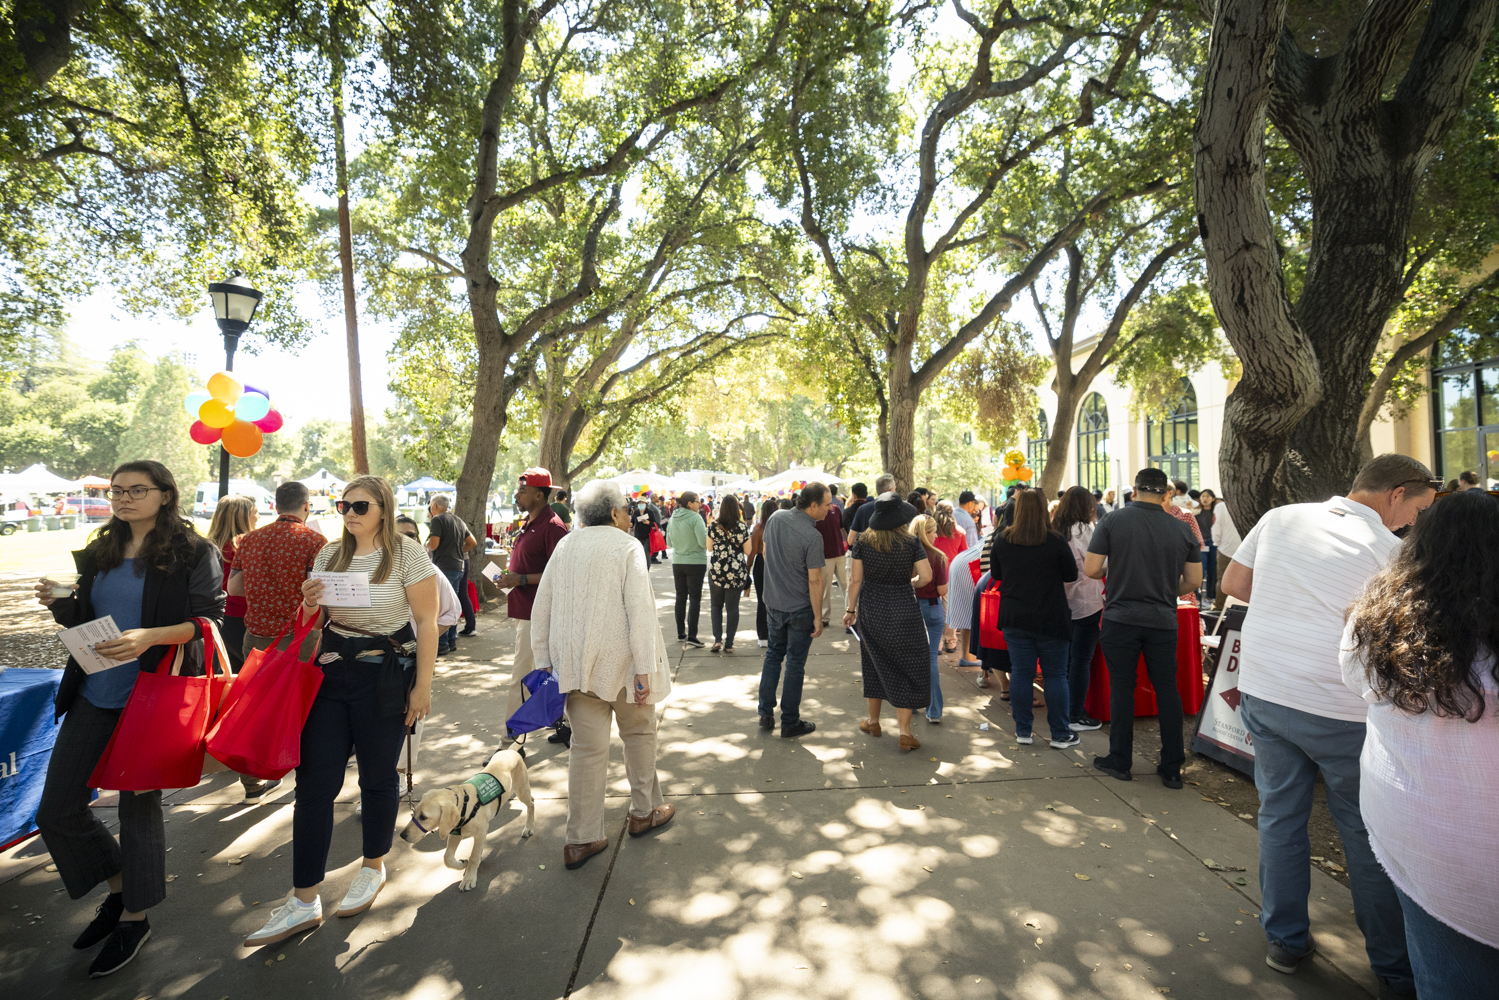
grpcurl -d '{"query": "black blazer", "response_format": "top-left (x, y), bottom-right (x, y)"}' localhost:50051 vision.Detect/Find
top-left (48, 537), bottom-right (226, 718)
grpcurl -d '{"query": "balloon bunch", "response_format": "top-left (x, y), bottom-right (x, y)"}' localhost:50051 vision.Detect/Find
top-left (999, 448), bottom-right (1034, 488)
top-left (630, 484), bottom-right (650, 498)
top-left (184, 372), bottom-right (284, 458)
top-left (790, 479), bottom-right (804, 491)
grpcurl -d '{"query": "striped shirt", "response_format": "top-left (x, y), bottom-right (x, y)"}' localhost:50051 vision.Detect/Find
top-left (314, 535), bottom-right (436, 645)
top-left (1233, 497), bottom-right (1401, 722)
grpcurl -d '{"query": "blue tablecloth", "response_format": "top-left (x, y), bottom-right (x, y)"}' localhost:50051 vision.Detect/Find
top-left (0, 669), bottom-right (62, 849)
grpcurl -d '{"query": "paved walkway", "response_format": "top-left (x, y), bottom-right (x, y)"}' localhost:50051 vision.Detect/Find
top-left (1, 563), bottom-right (1377, 998)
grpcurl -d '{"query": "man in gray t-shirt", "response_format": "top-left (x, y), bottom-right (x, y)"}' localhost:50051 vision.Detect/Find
top-left (1083, 468), bottom-right (1201, 786)
top-left (757, 485), bottom-right (830, 738)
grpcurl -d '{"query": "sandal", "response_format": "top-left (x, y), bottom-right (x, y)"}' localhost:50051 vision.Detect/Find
top-left (710, 641), bottom-right (722, 653)
top-left (723, 645), bottom-right (734, 654)
top-left (898, 734), bottom-right (920, 751)
top-left (999, 691), bottom-right (1011, 701)
top-left (859, 718), bottom-right (883, 737)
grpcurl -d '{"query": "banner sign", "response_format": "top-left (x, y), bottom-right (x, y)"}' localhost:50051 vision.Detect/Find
top-left (1191, 607), bottom-right (1255, 776)
top-left (0, 669), bottom-right (64, 850)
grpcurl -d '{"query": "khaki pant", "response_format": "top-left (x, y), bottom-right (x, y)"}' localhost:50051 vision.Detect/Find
top-left (504, 619), bottom-right (535, 726)
top-left (819, 553), bottom-right (847, 622)
top-left (563, 689), bottom-right (664, 844)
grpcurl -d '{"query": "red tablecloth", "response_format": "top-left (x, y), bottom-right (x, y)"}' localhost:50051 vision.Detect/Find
top-left (1082, 605), bottom-right (1203, 720)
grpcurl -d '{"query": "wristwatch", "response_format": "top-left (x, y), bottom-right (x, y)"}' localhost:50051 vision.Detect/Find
top-left (518, 572), bottom-right (528, 585)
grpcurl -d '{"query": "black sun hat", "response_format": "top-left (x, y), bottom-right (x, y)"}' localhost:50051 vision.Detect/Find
top-left (867, 491), bottom-right (919, 531)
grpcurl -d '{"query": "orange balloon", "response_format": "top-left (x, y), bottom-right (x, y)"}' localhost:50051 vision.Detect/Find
top-left (221, 420), bottom-right (264, 457)
top-left (207, 371), bottom-right (243, 404)
top-left (1000, 465), bottom-right (1018, 479)
top-left (198, 398), bottom-right (236, 428)
top-left (1017, 467), bottom-right (1034, 481)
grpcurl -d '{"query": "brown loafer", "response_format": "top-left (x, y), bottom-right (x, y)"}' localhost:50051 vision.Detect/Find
top-left (627, 804), bottom-right (675, 837)
top-left (898, 734), bottom-right (920, 751)
top-left (859, 718), bottom-right (882, 737)
top-left (563, 839), bottom-right (609, 870)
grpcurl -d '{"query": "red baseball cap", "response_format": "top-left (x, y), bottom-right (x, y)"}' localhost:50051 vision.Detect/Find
top-left (519, 468), bottom-right (552, 488)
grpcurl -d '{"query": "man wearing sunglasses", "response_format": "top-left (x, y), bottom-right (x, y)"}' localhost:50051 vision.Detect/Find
top-left (1219, 454), bottom-right (1436, 991)
top-left (497, 468), bottom-right (570, 747)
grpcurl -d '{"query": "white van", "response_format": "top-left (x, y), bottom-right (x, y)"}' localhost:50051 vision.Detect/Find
top-left (195, 480), bottom-right (276, 518)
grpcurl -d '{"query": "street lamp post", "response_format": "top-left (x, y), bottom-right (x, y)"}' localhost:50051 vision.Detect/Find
top-left (207, 273), bottom-right (263, 500)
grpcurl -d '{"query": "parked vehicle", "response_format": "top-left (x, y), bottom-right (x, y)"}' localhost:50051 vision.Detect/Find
top-left (57, 496), bottom-right (112, 520)
top-left (194, 480), bottom-right (276, 518)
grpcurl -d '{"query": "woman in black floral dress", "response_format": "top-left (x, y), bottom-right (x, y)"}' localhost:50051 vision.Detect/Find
top-left (843, 493), bottom-right (933, 750)
top-left (707, 494), bottom-right (752, 652)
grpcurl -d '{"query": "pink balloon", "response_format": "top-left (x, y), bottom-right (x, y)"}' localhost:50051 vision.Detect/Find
top-left (253, 408), bottom-right (284, 433)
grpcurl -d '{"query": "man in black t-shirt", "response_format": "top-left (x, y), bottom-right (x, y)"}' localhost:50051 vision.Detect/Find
top-left (1083, 468), bottom-right (1201, 788)
top-left (427, 493), bottom-right (476, 654)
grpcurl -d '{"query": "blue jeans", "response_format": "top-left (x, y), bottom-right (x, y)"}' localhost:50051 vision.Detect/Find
top-left (1067, 610), bottom-right (1101, 721)
top-left (1395, 884), bottom-right (1499, 996)
top-left (920, 600), bottom-right (946, 720)
top-left (441, 569), bottom-right (467, 646)
top-left (1239, 694), bottom-right (1414, 993)
top-left (758, 606), bottom-right (815, 725)
top-left (1002, 627), bottom-right (1072, 741)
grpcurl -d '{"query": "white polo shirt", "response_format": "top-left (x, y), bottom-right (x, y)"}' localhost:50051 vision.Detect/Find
top-left (1232, 496), bottom-right (1402, 722)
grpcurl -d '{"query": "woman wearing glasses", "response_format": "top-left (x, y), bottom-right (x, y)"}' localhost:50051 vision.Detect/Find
top-left (245, 476), bottom-right (439, 947)
top-left (34, 461), bottom-right (225, 978)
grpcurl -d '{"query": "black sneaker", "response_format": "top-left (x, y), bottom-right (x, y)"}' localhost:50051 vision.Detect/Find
top-left (73, 892), bottom-right (123, 949)
top-left (683, 637), bottom-right (706, 648)
top-left (88, 918), bottom-right (150, 978)
top-left (780, 719), bottom-right (816, 739)
top-left (759, 713), bottom-right (774, 730)
top-left (1158, 769), bottom-right (1183, 789)
top-left (457, 629), bottom-right (477, 637)
top-left (1092, 756), bottom-right (1133, 781)
top-left (548, 724), bottom-right (572, 746)
top-left (1069, 716), bottom-right (1103, 731)
top-left (1049, 732), bottom-right (1081, 749)
top-left (438, 643), bottom-right (454, 656)
top-left (242, 778), bottom-right (283, 804)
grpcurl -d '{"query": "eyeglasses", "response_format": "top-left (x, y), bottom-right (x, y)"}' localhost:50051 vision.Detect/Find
top-left (335, 500), bottom-right (383, 515)
top-left (105, 486), bottom-right (162, 500)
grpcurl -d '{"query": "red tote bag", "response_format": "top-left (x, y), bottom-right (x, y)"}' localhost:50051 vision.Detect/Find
top-left (205, 612), bottom-right (324, 780)
top-left (978, 581), bottom-right (1008, 650)
top-left (88, 618), bottom-right (232, 791)
top-left (649, 526), bottom-right (667, 554)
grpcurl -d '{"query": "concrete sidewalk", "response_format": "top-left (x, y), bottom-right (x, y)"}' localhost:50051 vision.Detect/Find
top-left (0, 563), bottom-right (1376, 998)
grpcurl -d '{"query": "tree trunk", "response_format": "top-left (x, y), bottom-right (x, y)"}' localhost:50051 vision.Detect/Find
top-left (1040, 372), bottom-right (1084, 498)
top-left (329, 0), bottom-right (368, 476)
top-left (886, 383), bottom-right (918, 495)
top-left (535, 397), bottom-right (576, 493)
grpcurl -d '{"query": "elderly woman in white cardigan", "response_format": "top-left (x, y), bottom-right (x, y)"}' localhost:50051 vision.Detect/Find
top-left (530, 479), bottom-right (674, 871)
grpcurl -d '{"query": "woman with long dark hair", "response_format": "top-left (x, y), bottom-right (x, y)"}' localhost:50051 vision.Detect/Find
top-left (34, 460), bottom-right (225, 978)
top-left (1196, 489), bottom-right (1219, 600)
top-left (1341, 490), bottom-right (1499, 993)
top-left (707, 494), bottom-right (752, 652)
top-left (1052, 486), bottom-right (1104, 731)
top-left (986, 489), bottom-right (1078, 748)
top-left (750, 498), bottom-right (778, 648)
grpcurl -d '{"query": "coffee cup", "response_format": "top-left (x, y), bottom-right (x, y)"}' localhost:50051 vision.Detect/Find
top-left (44, 572), bottom-right (78, 599)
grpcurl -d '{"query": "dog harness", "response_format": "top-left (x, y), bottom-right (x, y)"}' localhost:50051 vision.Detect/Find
top-left (412, 773), bottom-right (507, 837)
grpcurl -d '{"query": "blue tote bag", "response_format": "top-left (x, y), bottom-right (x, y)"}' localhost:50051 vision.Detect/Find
top-left (505, 668), bottom-right (565, 738)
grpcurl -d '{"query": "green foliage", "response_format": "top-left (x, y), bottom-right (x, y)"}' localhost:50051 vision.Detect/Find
top-left (0, 333), bottom-right (139, 476)
top-left (1113, 284), bottom-right (1238, 418)
top-left (117, 354), bottom-right (211, 490)
top-left (932, 323), bottom-right (1049, 451)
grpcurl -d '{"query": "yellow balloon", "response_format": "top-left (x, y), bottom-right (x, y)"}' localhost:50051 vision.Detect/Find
top-left (207, 371), bottom-right (243, 404)
top-left (198, 398), bottom-right (236, 428)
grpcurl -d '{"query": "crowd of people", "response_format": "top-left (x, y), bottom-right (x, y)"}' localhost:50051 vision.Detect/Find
top-left (28, 453), bottom-right (1497, 993)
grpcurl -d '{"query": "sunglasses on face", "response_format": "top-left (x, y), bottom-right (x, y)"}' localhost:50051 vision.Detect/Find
top-left (335, 500), bottom-right (383, 515)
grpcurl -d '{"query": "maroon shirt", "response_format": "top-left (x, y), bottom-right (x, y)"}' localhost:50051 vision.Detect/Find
top-left (507, 507), bottom-right (568, 619)
top-left (915, 542), bottom-right (949, 600)
top-left (814, 502), bottom-right (846, 558)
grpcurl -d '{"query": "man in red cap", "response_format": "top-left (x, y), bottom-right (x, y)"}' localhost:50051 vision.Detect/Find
top-left (498, 468), bottom-right (571, 746)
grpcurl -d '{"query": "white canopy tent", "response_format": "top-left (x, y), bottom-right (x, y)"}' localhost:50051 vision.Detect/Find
top-left (745, 466), bottom-right (845, 492)
top-left (602, 469), bottom-right (700, 496)
top-left (298, 468), bottom-right (348, 493)
top-left (0, 463), bottom-right (79, 494)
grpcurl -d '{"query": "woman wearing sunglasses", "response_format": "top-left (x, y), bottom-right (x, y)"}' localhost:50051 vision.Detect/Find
top-left (34, 460), bottom-right (225, 978)
top-left (245, 476), bottom-right (439, 947)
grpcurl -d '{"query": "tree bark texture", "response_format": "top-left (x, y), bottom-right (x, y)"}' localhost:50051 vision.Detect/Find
top-left (1197, 0), bottom-right (1497, 528)
top-left (330, 0), bottom-right (368, 476)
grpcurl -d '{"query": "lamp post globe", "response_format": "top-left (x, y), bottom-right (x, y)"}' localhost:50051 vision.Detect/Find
top-left (206, 272), bottom-right (264, 505)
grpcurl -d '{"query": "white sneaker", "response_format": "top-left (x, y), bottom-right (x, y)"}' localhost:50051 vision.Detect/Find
top-left (336, 865), bottom-right (387, 917)
top-left (757, 639), bottom-right (767, 648)
top-left (1015, 735), bottom-right (1034, 745)
top-left (244, 897), bottom-right (322, 947)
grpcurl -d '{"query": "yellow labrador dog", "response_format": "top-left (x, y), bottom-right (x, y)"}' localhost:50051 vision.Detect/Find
top-left (399, 749), bottom-right (535, 891)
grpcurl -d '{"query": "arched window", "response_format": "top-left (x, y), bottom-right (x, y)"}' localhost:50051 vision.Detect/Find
top-left (1146, 378), bottom-right (1199, 487)
top-left (1027, 409), bottom-right (1049, 477)
top-left (1076, 393), bottom-right (1110, 492)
